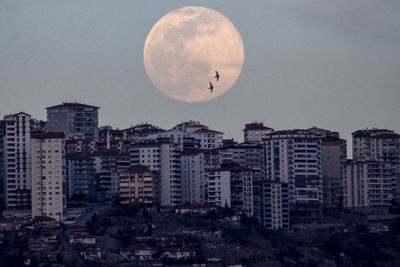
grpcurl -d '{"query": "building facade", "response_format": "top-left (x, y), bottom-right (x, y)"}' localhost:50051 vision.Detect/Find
top-left (207, 165), bottom-right (254, 215)
top-left (31, 132), bottom-right (66, 222)
top-left (259, 180), bottom-right (289, 230)
top-left (66, 153), bottom-right (96, 200)
top-left (243, 122), bottom-right (274, 143)
top-left (3, 112), bottom-right (32, 210)
top-left (180, 149), bottom-right (220, 205)
top-left (46, 102), bottom-right (99, 140)
top-left (344, 160), bottom-right (395, 214)
top-left (130, 138), bottom-right (181, 206)
top-left (119, 165), bottom-right (158, 205)
top-left (264, 130), bottom-right (323, 224)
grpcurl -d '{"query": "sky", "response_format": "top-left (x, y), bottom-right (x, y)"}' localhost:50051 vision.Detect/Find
top-left (1, 0), bottom-right (399, 152)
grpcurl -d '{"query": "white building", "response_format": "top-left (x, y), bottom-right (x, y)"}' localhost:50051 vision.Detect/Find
top-left (130, 138), bottom-right (181, 206)
top-left (180, 149), bottom-right (220, 205)
top-left (352, 129), bottom-right (400, 201)
top-left (259, 180), bottom-right (289, 230)
top-left (344, 160), bottom-right (395, 214)
top-left (3, 112), bottom-right (32, 210)
top-left (264, 130), bottom-right (322, 224)
top-left (31, 132), bottom-right (66, 222)
top-left (207, 165), bottom-right (254, 215)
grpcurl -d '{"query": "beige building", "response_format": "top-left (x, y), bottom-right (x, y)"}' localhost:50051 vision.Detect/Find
top-left (119, 165), bottom-right (158, 205)
top-left (31, 132), bottom-right (66, 222)
top-left (243, 122), bottom-right (273, 143)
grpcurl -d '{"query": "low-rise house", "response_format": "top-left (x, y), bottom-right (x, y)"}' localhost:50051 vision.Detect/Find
top-left (162, 247), bottom-right (196, 260)
top-left (34, 216), bottom-right (57, 230)
top-left (120, 244), bottom-right (156, 261)
top-left (80, 248), bottom-right (101, 261)
top-left (0, 218), bottom-right (15, 231)
top-left (69, 233), bottom-right (96, 245)
top-left (175, 204), bottom-right (217, 215)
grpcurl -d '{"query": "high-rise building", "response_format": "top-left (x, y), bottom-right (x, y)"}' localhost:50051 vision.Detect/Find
top-left (207, 165), bottom-right (254, 215)
top-left (66, 153), bottom-right (96, 200)
top-left (352, 129), bottom-right (400, 200)
top-left (3, 112), bottom-right (32, 210)
top-left (119, 165), bottom-right (158, 205)
top-left (259, 180), bottom-right (289, 230)
top-left (344, 160), bottom-right (396, 214)
top-left (129, 138), bottom-right (181, 206)
top-left (264, 130), bottom-right (323, 224)
top-left (92, 150), bottom-right (130, 204)
top-left (0, 120), bottom-right (5, 209)
top-left (243, 122), bottom-right (274, 143)
top-left (46, 102), bottom-right (99, 140)
top-left (31, 132), bottom-right (66, 222)
top-left (180, 149), bottom-right (220, 205)
top-left (307, 127), bottom-right (347, 210)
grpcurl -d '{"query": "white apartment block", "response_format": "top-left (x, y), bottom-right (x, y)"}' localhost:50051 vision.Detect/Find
top-left (180, 149), bottom-right (220, 205)
top-left (352, 129), bottom-right (400, 200)
top-left (264, 130), bottom-right (322, 223)
top-left (344, 160), bottom-right (395, 214)
top-left (207, 166), bottom-right (254, 215)
top-left (31, 132), bottom-right (66, 222)
top-left (130, 138), bottom-right (181, 206)
top-left (259, 180), bottom-right (289, 230)
top-left (3, 112), bottom-right (32, 210)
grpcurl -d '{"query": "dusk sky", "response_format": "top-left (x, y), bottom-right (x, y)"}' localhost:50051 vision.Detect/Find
top-left (1, 0), bottom-right (399, 150)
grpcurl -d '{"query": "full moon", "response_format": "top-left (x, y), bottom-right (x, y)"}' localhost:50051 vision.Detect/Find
top-left (143, 6), bottom-right (244, 102)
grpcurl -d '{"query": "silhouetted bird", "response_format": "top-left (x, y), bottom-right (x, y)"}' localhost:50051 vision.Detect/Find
top-left (208, 82), bottom-right (214, 93)
top-left (214, 70), bottom-right (220, 82)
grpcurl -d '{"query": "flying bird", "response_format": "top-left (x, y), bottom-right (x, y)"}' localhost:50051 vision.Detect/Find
top-left (214, 70), bottom-right (220, 82)
top-left (208, 82), bottom-right (214, 93)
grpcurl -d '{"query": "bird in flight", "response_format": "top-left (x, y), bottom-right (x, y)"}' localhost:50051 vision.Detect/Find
top-left (214, 70), bottom-right (220, 82)
top-left (208, 82), bottom-right (214, 93)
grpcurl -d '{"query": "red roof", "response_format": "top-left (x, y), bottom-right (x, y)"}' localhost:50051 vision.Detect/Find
top-left (31, 131), bottom-right (65, 139)
top-left (46, 102), bottom-right (99, 109)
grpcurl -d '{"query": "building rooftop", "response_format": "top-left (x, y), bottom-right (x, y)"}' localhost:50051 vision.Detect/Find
top-left (46, 102), bottom-right (99, 110)
top-left (193, 128), bottom-right (223, 134)
top-left (244, 122), bottom-right (274, 131)
top-left (352, 129), bottom-right (393, 138)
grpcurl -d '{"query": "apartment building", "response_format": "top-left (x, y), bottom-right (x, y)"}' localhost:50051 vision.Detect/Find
top-left (130, 138), bottom-right (181, 206)
top-left (243, 122), bottom-right (274, 143)
top-left (46, 102), bottom-right (99, 140)
top-left (259, 180), bottom-right (289, 230)
top-left (3, 112), bottom-right (32, 210)
top-left (66, 153), bottom-right (96, 200)
top-left (344, 160), bottom-right (395, 214)
top-left (92, 151), bottom-right (130, 204)
top-left (119, 165), bottom-right (158, 205)
top-left (207, 165), bottom-right (254, 215)
top-left (264, 130), bottom-right (322, 224)
top-left (31, 132), bottom-right (66, 222)
top-left (180, 149), bottom-right (220, 205)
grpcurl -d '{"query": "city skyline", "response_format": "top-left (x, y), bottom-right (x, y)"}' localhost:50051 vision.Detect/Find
top-left (1, 0), bottom-right (399, 151)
